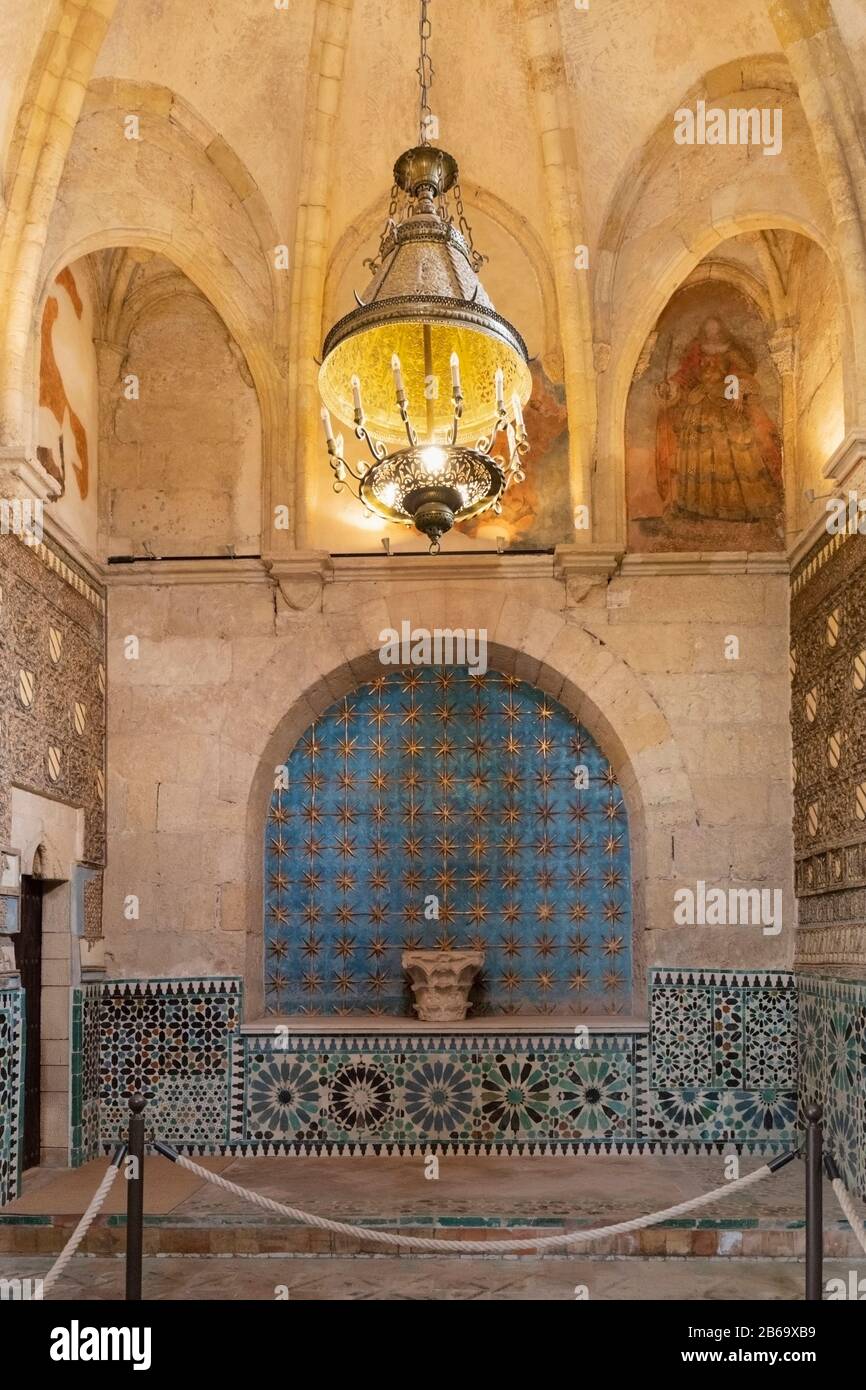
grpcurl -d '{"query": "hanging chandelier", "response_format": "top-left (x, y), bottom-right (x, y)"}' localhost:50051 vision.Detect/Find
top-left (318, 0), bottom-right (532, 553)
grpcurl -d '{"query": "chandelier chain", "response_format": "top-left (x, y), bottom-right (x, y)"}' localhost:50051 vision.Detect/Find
top-left (417, 0), bottom-right (434, 146)
top-left (454, 180), bottom-right (485, 271)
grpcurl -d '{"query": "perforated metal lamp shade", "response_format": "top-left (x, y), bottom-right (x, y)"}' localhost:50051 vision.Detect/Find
top-left (318, 142), bottom-right (532, 547)
top-left (318, 211), bottom-right (532, 446)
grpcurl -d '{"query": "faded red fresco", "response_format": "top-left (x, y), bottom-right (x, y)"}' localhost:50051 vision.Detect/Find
top-left (37, 268), bottom-right (89, 500)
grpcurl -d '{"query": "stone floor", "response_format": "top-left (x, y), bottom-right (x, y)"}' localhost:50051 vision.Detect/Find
top-left (6, 1151), bottom-right (835, 1223)
top-left (3, 1154), bottom-right (864, 1296)
top-left (1, 1253), bottom-right (861, 1300)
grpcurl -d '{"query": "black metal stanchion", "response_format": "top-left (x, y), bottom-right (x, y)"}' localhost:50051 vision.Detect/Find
top-left (805, 1102), bottom-right (824, 1302)
top-left (125, 1094), bottom-right (146, 1301)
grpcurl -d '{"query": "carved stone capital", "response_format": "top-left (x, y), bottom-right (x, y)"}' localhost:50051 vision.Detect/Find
top-left (593, 340), bottom-right (612, 375)
top-left (769, 328), bottom-right (796, 376)
top-left (403, 949), bottom-right (484, 1022)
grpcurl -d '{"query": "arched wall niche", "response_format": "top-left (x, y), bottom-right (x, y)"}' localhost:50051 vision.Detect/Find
top-left (234, 598), bottom-right (698, 1020)
top-left (619, 229), bottom-right (846, 552)
top-left (591, 54), bottom-right (857, 545)
top-left (25, 79), bottom-right (288, 558)
top-left (32, 237), bottom-right (269, 561)
top-left (262, 664), bottom-right (635, 1019)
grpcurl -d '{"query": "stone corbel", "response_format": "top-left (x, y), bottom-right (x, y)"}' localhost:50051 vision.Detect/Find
top-left (80, 936), bottom-right (106, 979)
top-left (266, 552), bottom-right (335, 612)
top-left (553, 543), bottom-right (622, 605)
top-left (0, 448), bottom-right (60, 503)
top-left (822, 428), bottom-right (866, 491)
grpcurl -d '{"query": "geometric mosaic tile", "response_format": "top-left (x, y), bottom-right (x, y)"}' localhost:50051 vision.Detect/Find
top-left (69, 968), bottom-right (799, 1161)
top-left (97, 978), bottom-right (242, 1148)
top-left (234, 1030), bottom-right (649, 1151)
top-left (648, 968), bottom-right (797, 1154)
top-left (0, 989), bottom-right (24, 1206)
top-left (798, 973), bottom-right (866, 1199)
top-left (71, 985), bottom-right (101, 1166)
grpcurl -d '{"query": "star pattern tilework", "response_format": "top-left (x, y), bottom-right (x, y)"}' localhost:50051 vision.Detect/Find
top-left (264, 666), bottom-right (633, 1017)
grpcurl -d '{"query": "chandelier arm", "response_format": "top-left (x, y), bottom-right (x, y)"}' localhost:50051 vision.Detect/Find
top-left (398, 403), bottom-right (418, 448)
top-left (326, 439), bottom-right (370, 491)
top-left (355, 424), bottom-right (388, 463)
top-left (332, 477), bottom-right (364, 502)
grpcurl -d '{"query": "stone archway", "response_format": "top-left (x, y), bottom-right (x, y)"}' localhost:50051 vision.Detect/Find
top-left (228, 593), bottom-right (697, 1017)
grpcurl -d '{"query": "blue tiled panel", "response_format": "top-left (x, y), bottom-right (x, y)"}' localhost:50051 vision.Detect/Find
top-left (798, 974), bottom-right (866, 1199)
top-left (0, 988), bottom-right (24, 1206)
top-left (264, 666), bottom-right (633, 1017)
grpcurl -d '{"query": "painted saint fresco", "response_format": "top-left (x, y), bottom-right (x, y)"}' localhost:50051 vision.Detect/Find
top-left (36, 267), bottom-right (90, 500)
top-left (626, 283), bottom-right (784, 551)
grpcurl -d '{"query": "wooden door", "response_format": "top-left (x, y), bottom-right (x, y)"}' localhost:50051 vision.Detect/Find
top-left (14, 877), bottom-right (43, 1169)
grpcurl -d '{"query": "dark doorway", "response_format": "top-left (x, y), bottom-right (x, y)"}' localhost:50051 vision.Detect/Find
top-left (15, 876), bottom-right (43, 1169)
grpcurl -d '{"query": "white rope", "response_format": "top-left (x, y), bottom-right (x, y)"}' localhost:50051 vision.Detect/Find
top-left (169, 1150), bottom-right (774, 1254)
top-left (830, 1178), bottom-right (866, 1257)
top-left (37, 1157), bottom-right (122, 1298)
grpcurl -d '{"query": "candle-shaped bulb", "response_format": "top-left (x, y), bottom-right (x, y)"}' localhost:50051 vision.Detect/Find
top-left (495, 367), bottom-right (505, 412)
top-left (512, 392), bottom-right (525, 433)
top-left (391, 353), bottom-right (405, 397)
top-left (450, 351), bottom-right (461, 392)
top-left (320, 405), bottom-right (335, 444)
top-left (351, 374), bottom-right (363, 414)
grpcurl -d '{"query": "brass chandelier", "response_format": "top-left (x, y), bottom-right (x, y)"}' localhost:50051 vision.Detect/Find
top-left (318, 0), bottom-right (532, 552)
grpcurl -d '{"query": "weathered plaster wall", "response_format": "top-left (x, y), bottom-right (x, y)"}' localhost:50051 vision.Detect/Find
top-left (102, 278), bottom-right (262, 558)
top-left (795, 239), bottom-right (846, 507)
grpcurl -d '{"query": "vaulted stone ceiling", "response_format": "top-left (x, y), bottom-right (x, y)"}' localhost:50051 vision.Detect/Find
top-left (1, 1), bottom-right (864, 557)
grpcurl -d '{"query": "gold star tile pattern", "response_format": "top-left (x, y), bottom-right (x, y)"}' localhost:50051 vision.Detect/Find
top-left (264, 666), bottom-right (632, 1016)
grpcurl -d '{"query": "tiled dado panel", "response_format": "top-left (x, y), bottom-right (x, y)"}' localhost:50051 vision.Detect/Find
top-left (0, 534), bottom-right (106, 873)
top-left (230, 1030), bottom-right (648, 1153)
top-left (97, 979), bottom-right (242, 1148)
top-left (798, 975), bottom-right (866, 1199)
top-left (71, 985), bottom-right (101, 1166)
top-left (0, 989), bottom-right (24, 1205)
top-left (648, 970), bottom-right (797, 1146)
top-left (90, 971), bottom-right (796, 1156)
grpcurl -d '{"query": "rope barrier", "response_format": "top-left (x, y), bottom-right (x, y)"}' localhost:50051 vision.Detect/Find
top-left (828, 1172), bottom-right (866, 1258)
top-left (37, 1146), bottom-right (126, 1298)
top-left (155, 1143), bottom-right (793, 1255)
